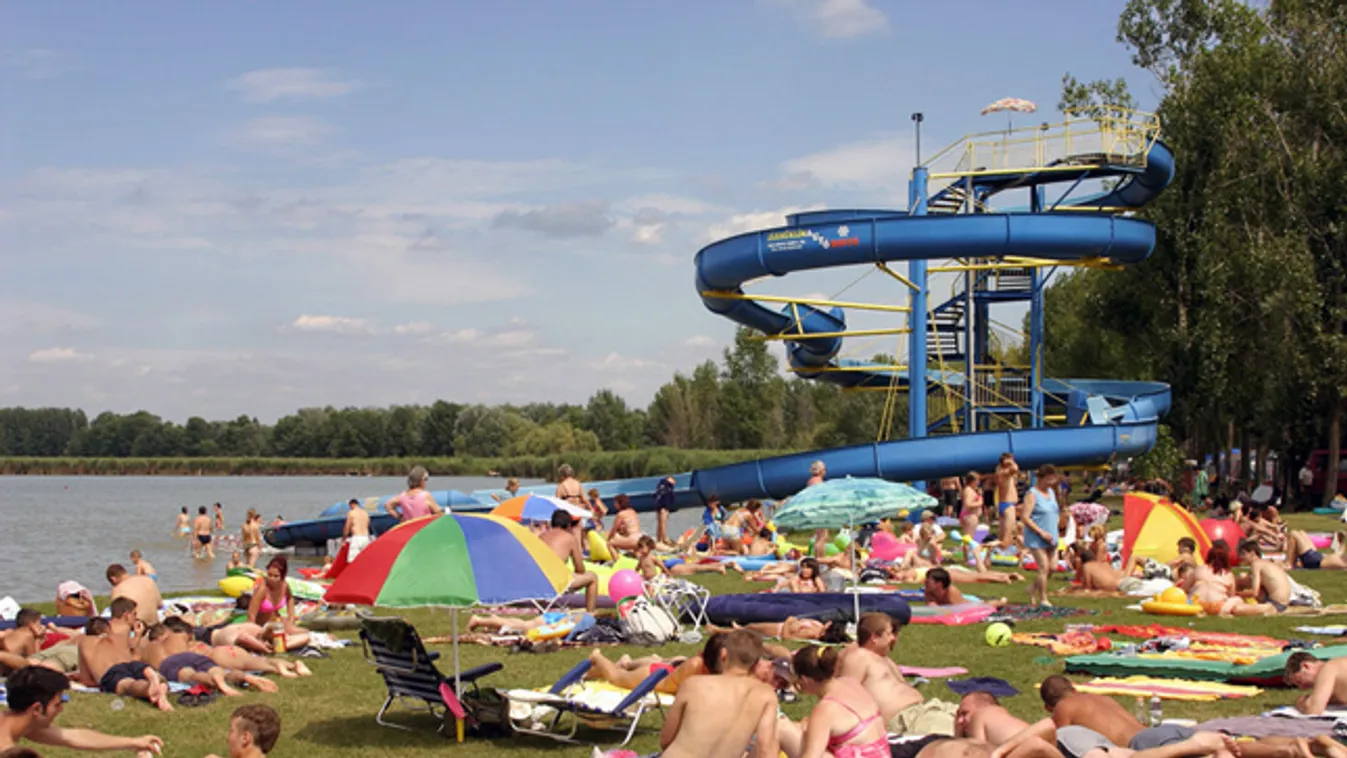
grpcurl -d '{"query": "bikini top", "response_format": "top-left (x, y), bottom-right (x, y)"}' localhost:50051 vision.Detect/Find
top-left (821, 696), bottom-right (881, 749)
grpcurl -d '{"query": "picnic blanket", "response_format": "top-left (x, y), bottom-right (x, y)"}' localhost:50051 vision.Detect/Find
top-left (1194, 715), bottom-right (1339, 739)
top-left (1074, 676), bottom-right (1261, 701)
top-left (1012, 631), bottom-right (1102, 656)
top-left (1296, 626), bottom-right (1347, 636)
top-left (900, 666), bottom-right (966, 678)
top-left (1092, 625), bottom-right (1287, 648)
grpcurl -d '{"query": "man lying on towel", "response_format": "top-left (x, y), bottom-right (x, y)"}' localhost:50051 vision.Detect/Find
top-left (834, 612), bottom-right (958, 736)
top-left (1286, 652), bottom-right (1347, 715)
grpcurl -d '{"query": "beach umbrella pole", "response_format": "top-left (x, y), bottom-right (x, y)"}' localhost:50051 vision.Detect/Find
top-left (452, 609), bottom-right (462, 697)
top-left (850, 520), bottom-right (860, 623)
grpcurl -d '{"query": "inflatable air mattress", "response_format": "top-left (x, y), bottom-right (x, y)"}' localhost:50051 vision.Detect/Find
top-left (712, 555), bottom-right (789, 571)
top-left (703, 592), bottom-right (910, 625)
top-left (1065, 644), bottom-right (1347, 684)
top-left (908, 602), bottom-right (997, 626)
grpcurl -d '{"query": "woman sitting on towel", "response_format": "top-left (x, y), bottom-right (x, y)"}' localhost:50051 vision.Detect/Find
top-left (246, 556), bottom-right (310, 651)
top-left (1182, 542), bottom-right (1275, 617)
top-left (779, 645), bottom-right (890, 758)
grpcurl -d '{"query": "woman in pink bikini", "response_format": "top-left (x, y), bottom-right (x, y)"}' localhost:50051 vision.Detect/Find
top-left (246, 556), bottom-right (310, 651)
top-left (784, 645), bottom-right (890, 758)
top-left (385, 466), bottom-right (443, 522)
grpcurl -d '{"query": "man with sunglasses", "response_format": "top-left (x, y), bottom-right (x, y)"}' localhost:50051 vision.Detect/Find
top-left (1, 666), bottom-right (163, 754)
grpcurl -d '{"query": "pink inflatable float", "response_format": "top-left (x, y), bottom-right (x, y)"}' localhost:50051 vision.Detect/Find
top-left (869, 531), bottom-right (914, 562)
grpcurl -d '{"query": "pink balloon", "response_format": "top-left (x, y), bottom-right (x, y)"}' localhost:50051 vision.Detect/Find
top-left (608, 569), bottom-right (645, 604)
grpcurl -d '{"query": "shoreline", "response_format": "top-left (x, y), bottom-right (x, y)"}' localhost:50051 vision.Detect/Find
top-left (0, 448), bottom-right (778, 478)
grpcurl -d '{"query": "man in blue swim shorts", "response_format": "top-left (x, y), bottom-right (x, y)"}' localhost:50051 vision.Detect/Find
top-left (76, 597), bottom-right (174, 711)
top-left (994, 453), bottom-right (1021, 547)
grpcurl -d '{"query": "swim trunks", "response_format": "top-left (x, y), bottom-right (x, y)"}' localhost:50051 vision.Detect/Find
top-left (194, 621), bottom-right (230, 644)
top-left (99, 660), bottom-right (152, 694)
top-left (1302, 549), bottom-right (1323, 569)
top-left (887, 735), bottom-right (949, 758)
top-left (1128, 724), bottom-right (1196, 750)
top-left (1056, 725), bottom-right (1116, 758)
top-left (347, 534), bottom-right (371, 561)
top-left (885, 698), bottom-right (957, 736)
top-left (941, 489), bottom-right (960, 510)
top-left (998, 501), bottom-right (1016, 515)
top-left (197, 534), bottom-right (212, 546)
top-left (158, 652), bottom-right (216, 682)
top-left (649, 662), bottom-right (676, 677)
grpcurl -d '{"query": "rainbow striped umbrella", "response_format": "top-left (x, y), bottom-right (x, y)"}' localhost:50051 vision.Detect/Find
top-left (324, 513), bottom-right (572, 608)
top-left (490, 493), bottom-right (591, 524)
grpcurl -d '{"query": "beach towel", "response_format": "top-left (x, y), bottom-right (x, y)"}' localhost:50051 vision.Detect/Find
top-left (1290, 577), bottom-right (1324, 609)
top-left (900, 666), bottom-right (967, 678)
top-left (987, 604), bottom-right (1094, 623)
top-left (1126, 578), bottom-right (1174, 597)
top-left (1296, 626), bottom-right (1347, 636)
top-left (1012, 631), bottom-right (1101, 656)
top-left (1262, 706), bottom-right (1347, 720)
top-left (1073, 676), bottom-right (1261, 702)
top-left (1093, 625), bottom-right (1286, 648)
top-left (1194, 716), bottom-right (1338, 739)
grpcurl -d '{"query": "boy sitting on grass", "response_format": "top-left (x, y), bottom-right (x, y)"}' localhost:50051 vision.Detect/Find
top-left (206, 704), bottom-right (281, 758)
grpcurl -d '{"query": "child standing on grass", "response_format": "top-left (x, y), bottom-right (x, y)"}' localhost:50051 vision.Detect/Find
top-left (206, 704), bottom-right (281, 758)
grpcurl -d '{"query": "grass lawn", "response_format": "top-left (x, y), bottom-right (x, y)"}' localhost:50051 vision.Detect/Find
top-left (24, 508), bottom-right (1347, 758)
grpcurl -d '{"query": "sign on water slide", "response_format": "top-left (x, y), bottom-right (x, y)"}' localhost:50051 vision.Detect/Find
top-left (765, 225), bottom-right (861, 253)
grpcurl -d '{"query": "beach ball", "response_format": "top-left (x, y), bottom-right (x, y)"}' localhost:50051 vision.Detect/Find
top-left (834, 532), bottom-right (852, 548)
top-left (985, 622), bottom-right (1013, 648)
top-left (1159, 587), bottom-right (1187, 605)
top-left (608, 569), bottom-right (645, 604)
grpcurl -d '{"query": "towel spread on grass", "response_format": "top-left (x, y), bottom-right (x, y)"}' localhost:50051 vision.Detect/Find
top-left (946, 677), bottom-right (1019, 697)
top-left (1262, 705), bottom-right (1347, 720)
top-left (988, 604), bottom-right (1094, 623)
top-left (1074, 676), bottom-right (1261, 701)
top-left (1296, 626), bottom-right (1347, 636)
top-left (1093, 625), bottom-right (1287, 648)
top-left (1012, 631), bottom-right (1101, 656)
top-left (71, 682), bottom-right (193, 695)
top-left (900, 666), bottom-right (967, 678)
top-left (1194, 716), bottom-right (1338, 739)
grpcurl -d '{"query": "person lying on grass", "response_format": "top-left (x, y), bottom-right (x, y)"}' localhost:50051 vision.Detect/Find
top-left (160, 617), bottom-right (310, 679)
top-left (658, 629), bottom-right (778, 758)
top-left (0, 610), bottom-right (50, 676)
top-left (1058, 549), bottom-right (1146, 595)
top-left (205, 703), bottom-right (281, 758)
top-left (1178, 541), bottom-right (1277, 617)
top-left (923, 567), bottom-right (1007, 608)
top-left (1285, 651), bottom-right (1347, 715)
top-left (1287, 529), bottom-right (1347, 571)
top-left (140, 620), bottom-right (277, 695)
top-left (706, 617), bottom-right (850, 643)
top-left (74, 598), bottom-right (173, 712)
top-left (1121, 537), bottom-right (1198, 580)
top-left (584, 632), bottom-right (782, 695)
top-left (465, 610), bottom-right (593, 636)
top-left (0, 666), bottom-right (162, 756)
top-left (886, 563), bottom-right (1022, 585)
top-left (633, 535), bottom-right (730, 580)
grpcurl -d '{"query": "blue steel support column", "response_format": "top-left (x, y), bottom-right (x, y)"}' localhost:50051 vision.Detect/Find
top-left (1030, 186), bottom-right (1045, 428)
top-left (963, 268), bottom-right (974, 432)
top-left (908, 167), bottom-right (929, 451)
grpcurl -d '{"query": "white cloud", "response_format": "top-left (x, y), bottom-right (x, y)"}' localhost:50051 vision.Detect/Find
top-left (392, 321), bottom-right (433, 335)
top-left (226, 116), bottom-right (336, 154)
top-left (632, 222), bottom-right (665, 246)
top-left (227, 68), bottom-right (359, 102)
top-left (774, 134), bottom-right (913, 190)
top-left (28, 347), bottom-right (94, 364)
top-left (290, 314), bottom-right (372, 334)
top-left (492, 201), bottom-right (615, 238)
top-left (683, 335), bottom-right (718, 348)
top-left (1, 49), bottom-right (76, 80)
top-left (706, 205), bottom-right (826, 241)
top-left (0, 303), bottom-right (98, 333)
top-left (772, 0), bottom-right (888, 39)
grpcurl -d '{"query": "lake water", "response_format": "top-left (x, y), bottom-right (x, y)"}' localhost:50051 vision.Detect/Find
top-left (0, 476), bottom-right (709, 603)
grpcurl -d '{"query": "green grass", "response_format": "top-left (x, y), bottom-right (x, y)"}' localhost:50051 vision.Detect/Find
top-left (26, 509), bottom-right (1347, 757)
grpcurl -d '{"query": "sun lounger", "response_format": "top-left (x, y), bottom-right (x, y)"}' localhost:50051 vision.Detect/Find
top-left (358, 615), bottom-right (503, 735)
top-left (502, 658), bottom-right (671, 746)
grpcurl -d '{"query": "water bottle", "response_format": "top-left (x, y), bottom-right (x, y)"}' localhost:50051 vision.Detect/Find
top-left (1133, 697), bottom-right (1147, 724)
top-left (1149, 695), bottom-right (1163, 726)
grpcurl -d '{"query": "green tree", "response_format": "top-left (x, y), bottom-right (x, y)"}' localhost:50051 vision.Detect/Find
top-left (583, 389), bottom-right (640, 451)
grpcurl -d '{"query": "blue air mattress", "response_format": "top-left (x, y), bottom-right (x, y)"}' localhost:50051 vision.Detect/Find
top-left (703, 592), bottom-right (911, 625)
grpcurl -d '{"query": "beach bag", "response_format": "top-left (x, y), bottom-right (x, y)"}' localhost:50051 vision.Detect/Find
top-left (443, 688), bottom-right (510, 738)
top-left (622, 598), bottom-right (679, 642)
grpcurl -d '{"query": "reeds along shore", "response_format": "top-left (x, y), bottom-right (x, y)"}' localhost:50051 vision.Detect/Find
top-left (0, 448), bottom-right (782, 478)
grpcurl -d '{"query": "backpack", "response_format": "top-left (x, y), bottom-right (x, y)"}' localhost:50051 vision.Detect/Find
top-left (621, 598), bottom-right (680, 642)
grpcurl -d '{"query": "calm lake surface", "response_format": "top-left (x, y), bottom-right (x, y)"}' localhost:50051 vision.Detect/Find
top-left (0, 476), bottom-right (709, 603)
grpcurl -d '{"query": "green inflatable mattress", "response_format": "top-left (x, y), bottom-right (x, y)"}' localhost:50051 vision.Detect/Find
top-left (1064, 645), bottom-right (1347, 684)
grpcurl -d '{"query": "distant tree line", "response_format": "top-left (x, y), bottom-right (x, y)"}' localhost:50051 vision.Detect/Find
top-left (0, 328), bottom-right (903, 460)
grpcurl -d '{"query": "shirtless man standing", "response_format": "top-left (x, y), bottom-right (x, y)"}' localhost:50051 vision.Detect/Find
top-left (76, 597), bottom-right (173, 712)
top-left (995, 453), bottom-right (1021, 548)
top-left (1285, 652), bottom-right (1347, 714)
top-left (539, 511), bottom-right (598, 611)
top-left (107, 563), bottom-right (161, 627)
top-left (1238, 539), bottom-right (1293, 609)
top-left (0, 666), bottom-right (163, 755)
top-left (659, 630), bottom-right (778, 758)
top-left (837, 612), bottom-right (957, 736)
top-left (342, 498), bottom-right (372, 562)
top-left (194, 505), bottom-right (215, 560)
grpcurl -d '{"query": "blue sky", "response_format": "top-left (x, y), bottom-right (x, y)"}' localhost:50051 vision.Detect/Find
top-left (0, 1), bottom-right (1159, 422)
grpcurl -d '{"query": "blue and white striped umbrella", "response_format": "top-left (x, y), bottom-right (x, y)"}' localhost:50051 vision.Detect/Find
top-left (773, 477), bottom-right (937, 530)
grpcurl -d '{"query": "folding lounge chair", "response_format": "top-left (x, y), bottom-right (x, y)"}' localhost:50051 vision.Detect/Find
top-left (358, 615), bottom-right (503, 735)
top-left (647, 575), bottom-right (709, 633)
top-left (503, 658), bottom-right (670, 746)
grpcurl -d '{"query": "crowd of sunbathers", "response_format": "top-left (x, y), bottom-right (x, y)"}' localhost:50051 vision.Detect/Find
top-left (562, 611), bottom-right (1347, 758)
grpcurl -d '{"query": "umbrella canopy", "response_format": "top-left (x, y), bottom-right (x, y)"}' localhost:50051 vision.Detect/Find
top-left (323, 513), bottom-right (572, 608)
top-left (980, 97), bottom-right (1037, 116)
top-left (773, 477), bottom-right (937, 531)
top-left (490, 493), bottom-right (590, 524)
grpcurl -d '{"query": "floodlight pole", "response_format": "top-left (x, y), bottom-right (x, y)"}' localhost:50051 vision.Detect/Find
top-left (911, 112), bottom-right (925, 166)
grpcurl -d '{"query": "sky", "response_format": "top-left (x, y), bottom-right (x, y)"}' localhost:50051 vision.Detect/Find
top-left (0, 1), bottom-right (1162, 423)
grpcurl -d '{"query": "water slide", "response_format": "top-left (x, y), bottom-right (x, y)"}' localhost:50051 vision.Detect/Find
top-left (266, 137), bottom-right (1174, 549)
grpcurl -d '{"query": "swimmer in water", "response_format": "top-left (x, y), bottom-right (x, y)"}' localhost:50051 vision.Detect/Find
top-left (129, 550), bottom-right (157, 584)
top-left (174, 507), bottom-right (190, 539)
